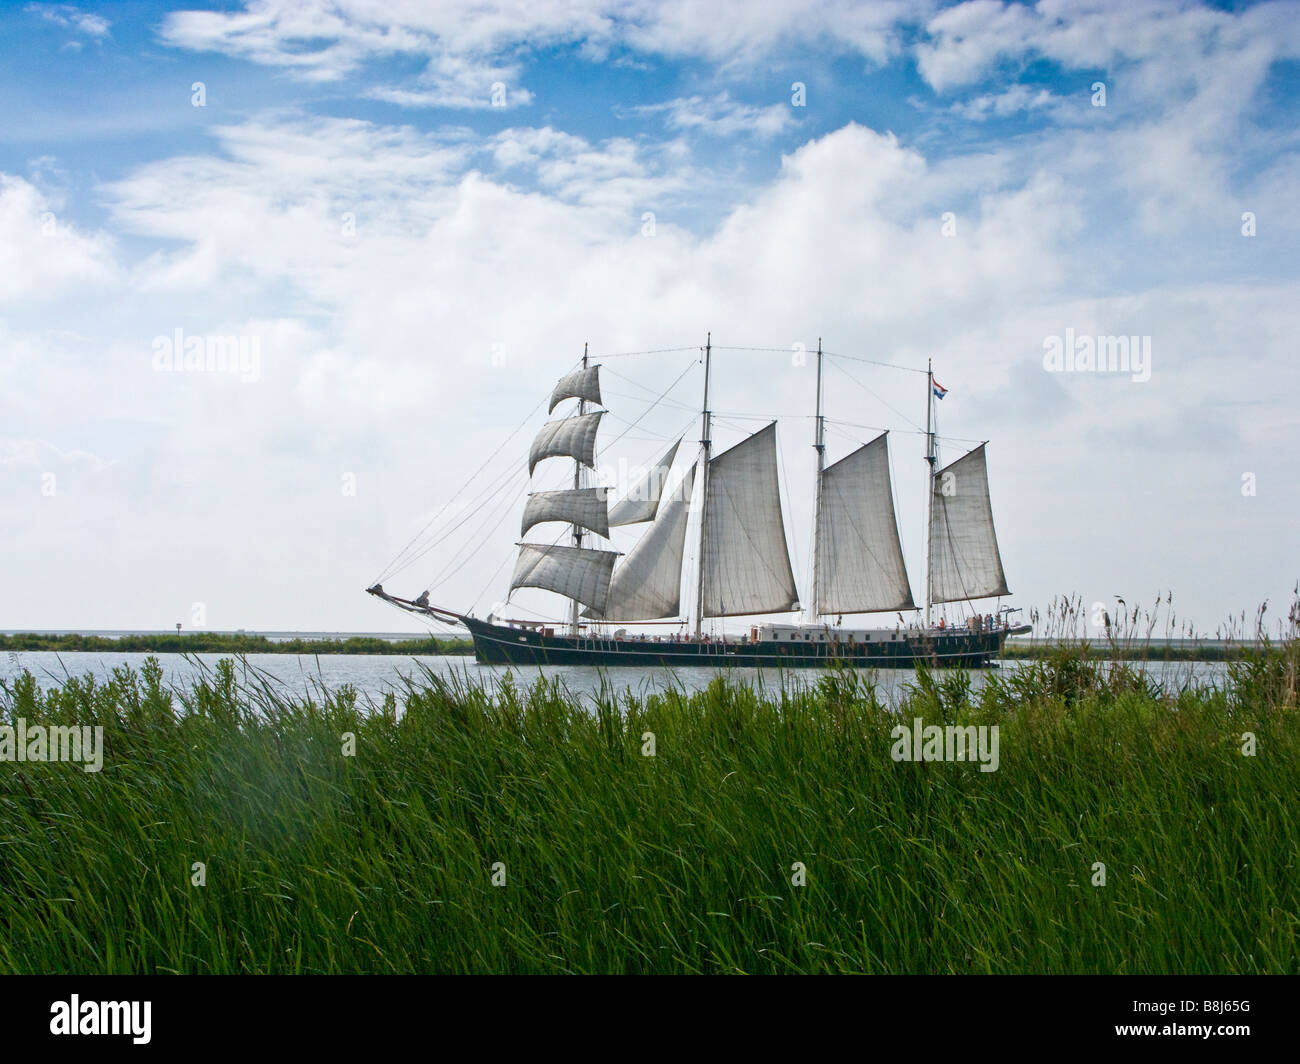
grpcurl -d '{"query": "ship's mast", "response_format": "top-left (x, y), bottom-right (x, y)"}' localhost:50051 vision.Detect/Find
top-left (692, 333), bottom-right (712, 638)
top-left (570, 342), bottom-right (588, 636)
top-left (810, 338), bottom-right (824, 621)
top-left (923, 357), bottom-right (936, 628)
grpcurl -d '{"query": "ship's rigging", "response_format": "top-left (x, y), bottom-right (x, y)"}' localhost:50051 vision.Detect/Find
top-left (368, 337), bottom-right (1012, 642)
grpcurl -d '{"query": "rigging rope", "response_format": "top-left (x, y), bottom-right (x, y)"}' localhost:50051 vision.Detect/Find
top-left (372, 354), bottom-right (583, 585)
top-left (824, 350), bottom-right (928, 375)
top-left (827, 358), bottom-right (925, 434)
top-left (590, 345), bottom-right (701, 359)
top-left (433, 364), bottom-right (699, 614)
top-left (709, 345), bottom-right (928, 376)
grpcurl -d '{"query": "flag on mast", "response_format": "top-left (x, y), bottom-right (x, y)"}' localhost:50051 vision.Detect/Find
top-left (933, 380), bottom-right (948, 399)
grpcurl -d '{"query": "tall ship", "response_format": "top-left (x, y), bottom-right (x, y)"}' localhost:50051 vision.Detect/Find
top-left (369, 337), bottom-right (1028, 667)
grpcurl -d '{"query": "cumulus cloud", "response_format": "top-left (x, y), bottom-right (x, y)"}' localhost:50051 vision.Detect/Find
top-left (0, 176), bottom-right (113, 302)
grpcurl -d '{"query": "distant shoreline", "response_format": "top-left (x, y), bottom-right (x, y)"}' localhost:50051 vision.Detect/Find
top-left (0, 632), bottom-right (476, 656)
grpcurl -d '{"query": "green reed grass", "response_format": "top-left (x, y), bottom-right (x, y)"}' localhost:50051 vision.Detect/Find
top-left (0, 643), bottom-right (1296, 974)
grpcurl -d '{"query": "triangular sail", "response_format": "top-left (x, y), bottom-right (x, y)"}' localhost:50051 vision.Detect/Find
top-left (816, 434), bottom-right (915, 614)
top-left (608, 438), bottom-right (681, 526)
top-left (702, 422), bottom-right (800, 617)
top-left (528, 411), bottom-right (602, 475)
top-left (549, 365), bottom-right (602, 413)
top-left (928, 443), bottom-right (1010, 604)
top-left (586, 466), bottom-right (694, 621)
top-left (521, 487), bottom-right (609, 539)
top-left (509, 543), bottom-right (617, 613)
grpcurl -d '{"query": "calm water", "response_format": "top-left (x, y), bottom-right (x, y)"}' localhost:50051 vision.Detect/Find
top-left (0, 651), bottom-right (1230, 709)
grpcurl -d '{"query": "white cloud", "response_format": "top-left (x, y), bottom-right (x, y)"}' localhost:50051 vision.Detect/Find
top-left (159, 0), bottom-right (916, 89)
top-left (950, 84), bottom-right (1059, 119)
top-left (615, 0), bottom-right (917, 66)
top-left (104, 115), bottom-right (473, 291)
top-left (915, 0), bottom-right (1042, 92)
top-left (25, 3), bottom-right (110, 38)
top-left (914, 2), bottom-right (1300, 237)
top-left (367, 51), bottom-right (536, 109)
top-left (916, 0), bottom-right (1300, 95)
top-left (630, 92), bottom-right (794, 139)
top-left (160, 1), bottom-right (427, 81)
top-left (0, 176), bottom-right (113, 302)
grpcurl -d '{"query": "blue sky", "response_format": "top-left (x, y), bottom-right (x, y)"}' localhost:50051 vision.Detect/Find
top-left (1, 0), bottom-right (1298, 635)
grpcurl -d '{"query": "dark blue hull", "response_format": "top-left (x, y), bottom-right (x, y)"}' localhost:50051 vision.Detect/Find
top-left (463, 617), bottom-right (1005, 668)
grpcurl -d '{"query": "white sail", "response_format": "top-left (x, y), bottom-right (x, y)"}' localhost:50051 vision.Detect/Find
top-left (702, 422), bottom-right (800, 617)
top-left (816, 434), bottom-right (915, 614)
top-left (608, 438), bottom-right (681, 526)
top-left (549, 365), bottom-right (602, 413)
top-left (586, 466), bottom-right (694, 621)
top-left (928, 443), bottom-right (1010, 604)
top-left (528, 411), bottom-right (602, 475)
top-left (521, 487), bottom-right (609, 539)
top-left (509, 543), bottom-right (617, 613)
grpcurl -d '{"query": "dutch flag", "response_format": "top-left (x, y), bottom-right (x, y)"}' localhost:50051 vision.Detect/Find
top-left (933, 380), bottom-right (948, 400)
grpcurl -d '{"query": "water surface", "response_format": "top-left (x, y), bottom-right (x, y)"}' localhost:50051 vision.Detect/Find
top-left (0, 650), bottom-right (1229, 709)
